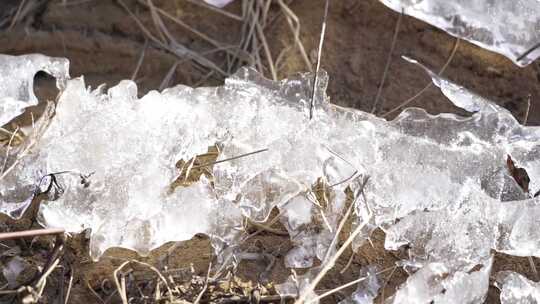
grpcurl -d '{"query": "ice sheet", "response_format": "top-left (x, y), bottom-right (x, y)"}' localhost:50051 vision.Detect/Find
top-left (379, 0), bottom-right (540, 66)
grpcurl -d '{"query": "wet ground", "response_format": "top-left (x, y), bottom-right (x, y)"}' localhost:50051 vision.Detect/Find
top-left (0, 0), bottom-right (539, 303)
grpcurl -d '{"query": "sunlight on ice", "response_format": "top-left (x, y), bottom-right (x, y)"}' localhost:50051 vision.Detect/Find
top-left (379, 0), bottom-right (540, 66)
top-left (2, 53), bottom-right (540, 303)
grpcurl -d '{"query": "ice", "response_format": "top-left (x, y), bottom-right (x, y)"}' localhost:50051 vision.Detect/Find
top-left (203, 0), bottom-right (235, 8)
top-left (276, 268), bottom-right (320, 304)
top-left (338, 265), bottom-right (381, 304)
top-left (2, 257), bottom-right (30, 289)
top-left (390, 257), bottom-right (491, 304)
top-left (0, 54), bottom-right (69, 127)
top-left (378, 0), bottom-right (540, 66)
top-left (2, 53), bottom-right (540, 302)
top-left (496, 271), bottom-right (540, 304)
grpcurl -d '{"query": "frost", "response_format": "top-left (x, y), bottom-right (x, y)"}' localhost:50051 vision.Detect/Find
top-left (2, 53), bottom-right (540, 302)
top-left (496, 271), bottom-right (540, 304)
top-left (378, 0), bottom-right (540, 66)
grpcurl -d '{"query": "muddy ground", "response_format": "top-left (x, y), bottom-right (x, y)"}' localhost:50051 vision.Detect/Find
top-left (0, 0), bottom-right (539, 303)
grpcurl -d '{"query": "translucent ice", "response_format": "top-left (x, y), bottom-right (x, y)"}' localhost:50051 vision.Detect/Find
top-left (0, 54), bottom-right (69, 127)
top-left (390, 258), bottom-right (492, 304)
top-left (2, 52), bottom-right (540, 303)
top-left (496, 271), bottom-right (540, 304)
top-left (203, 0), bottom-right (234, 8)
top-left (338, 265), bottom-right (381, 304)
top-left (379, 0), bottom-right (540, 66)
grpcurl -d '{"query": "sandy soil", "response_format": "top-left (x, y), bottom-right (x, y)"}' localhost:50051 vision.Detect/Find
top-left (0, 0), bottom-right (539, 303)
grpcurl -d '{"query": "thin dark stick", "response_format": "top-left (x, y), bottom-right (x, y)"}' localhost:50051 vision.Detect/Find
top-left (191, 148), bottom-right (268, 169)
top-left (0, 228), bottom-right (65, 241)
top-left (371, 9), bottom-right (403, 114)
top-left (517, 42), bottom-right (540, 63)
top-left (309, 0), bottom-right (329, 120)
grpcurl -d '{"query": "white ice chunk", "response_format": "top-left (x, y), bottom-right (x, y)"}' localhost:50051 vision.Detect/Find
top-left (390, 258), bottom-right (491, 304)
top-left (0, 54), bottom-right (69, 126)
top-left (496, 271), bottom-right (540, 304)
top-left (379, 0), bottom-right (540, 66)
top-left (203, 0), bottom-right (234, 8)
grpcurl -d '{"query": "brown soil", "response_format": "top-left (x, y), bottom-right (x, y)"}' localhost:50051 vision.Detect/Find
top-left (1, 0), bottom-right (539, 303)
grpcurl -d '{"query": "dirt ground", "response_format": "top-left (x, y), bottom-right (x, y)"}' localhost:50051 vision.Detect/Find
top-left (0, 0), bottom-right (539, 303)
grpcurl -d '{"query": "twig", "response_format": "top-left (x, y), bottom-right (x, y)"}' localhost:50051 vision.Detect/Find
top-left (247, 218), bottom-right (288, 236)
top-left (381, 38), bottom-right (460, 118)
top-left (296, 179), bottom-right (372, 304)
top-left (324, 146), bottom-right (361, 188)
top-left (117, 0), bottom-right (227, 76)
top-left (0, 128), bottom-right (24, 142)
top-left (323, 176), bottom-right (369, 263)
top-left (86, 280), bottom-right (106, 304)
top-left (8, 0), bottom-right (26, 30)
top-left (339, 252), bottom-right (355, 274)
top-left (193, 70), bottom-right (215, 87)
top-left (380, 264), bottom-right (398, 303)
top-left (523, 94), bottom-right (531, 125)
top-left (371, 9), bottom-right (403, 114)
top-left (58, 0), bottom-right (95, 6)
top-left (243, 210), bottom-right (285, 242)
top-left (309, 0), bottom-right (329, 120)
top-left (113, 260), bottom-right (174, 303)
top-left (113, 261), bottom-right (130, 304)
top-left (191, 148), bottom-right (268, 169)
top-left (1, 126), bottom-right (19, 174)
top-left (194, 261), bottom-right (212, 304)
top-left (137, 0), bottom-right (245, 60)
top-left (516, 41), bottom-right (540, 63)
top-left (255, 16), bottom-right (277, 81)
top-left (0, 102), bottom-right (56, 182)
top-left (35, 258), bottom-right (60, 298)
top-left (277, 0), bottom-right (312, 72)
top-left (159, 61), bottom-right (179, 90)
top-left (0, 228), bottom-right (65, 241)
top-left (64, 268), bottom-right (74, 304)
top-left (131, 39), bottom-right (148, 81)
top-left (311, 266), bottom-right (397, 302)
top-left (528, 257), bottom-right (539, 281)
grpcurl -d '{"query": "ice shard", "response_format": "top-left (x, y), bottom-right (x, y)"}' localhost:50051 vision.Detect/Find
top-left (0, 54), bottom-right (69, 127)
top-left (389, 258), bottom-right (492, 304)
top-left (378, 0), bottom-right (540, 66)
top-left (496, 271), bottom-right (540, 304)
top-left (203, 0), bottom-right (235, 8)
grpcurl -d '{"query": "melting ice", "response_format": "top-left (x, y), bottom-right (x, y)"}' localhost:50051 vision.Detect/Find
top-left (379, 0), bottom-right (540, 66)
top-left (1, 54), bottom-right (540, 303)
